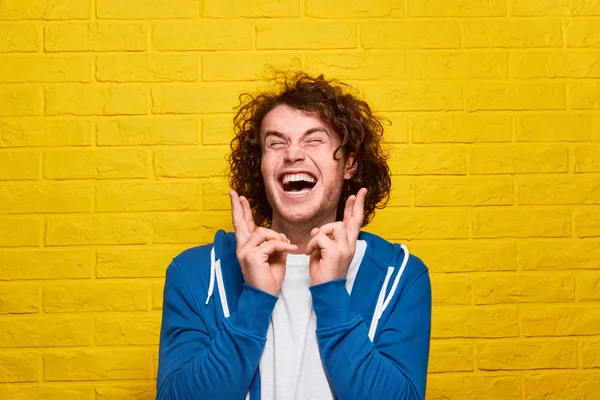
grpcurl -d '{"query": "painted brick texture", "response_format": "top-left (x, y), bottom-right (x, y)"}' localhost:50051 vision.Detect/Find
top-left (0, 0), bottom-right (599, 398)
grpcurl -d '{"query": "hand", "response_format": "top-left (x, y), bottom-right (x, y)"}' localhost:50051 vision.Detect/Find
top-left (230, 190), bottom-right (297, 296)
top-left (306, 188), bottom-right (367, 286)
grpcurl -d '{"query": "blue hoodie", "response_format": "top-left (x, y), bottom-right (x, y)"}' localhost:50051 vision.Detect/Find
top-left (157, 230), bottom-right (431, 400)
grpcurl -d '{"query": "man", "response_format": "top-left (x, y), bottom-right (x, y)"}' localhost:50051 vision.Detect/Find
top-left (156, 73), bottom-right (431, 400)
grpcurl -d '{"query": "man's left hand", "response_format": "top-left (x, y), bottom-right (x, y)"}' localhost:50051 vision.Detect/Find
top-left (306, 188), bottom-right (368, 286)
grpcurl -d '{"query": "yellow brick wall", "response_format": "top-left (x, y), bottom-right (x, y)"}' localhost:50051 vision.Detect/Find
top-left (0, 0), bottom-right (599, 398)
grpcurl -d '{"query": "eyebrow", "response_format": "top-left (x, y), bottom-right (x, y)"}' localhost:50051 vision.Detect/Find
top-left (263, 127), bottom-right (330, 140)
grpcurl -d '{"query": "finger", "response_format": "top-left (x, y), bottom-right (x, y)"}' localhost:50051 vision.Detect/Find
top-left (305, 232), bottom-right (333, 255)
top-left (343, 195), bottom-right (356, 227)
top-left (318, 222), bottom-right (348, 247)
top-left (246, 227), bottom-right (287, 248)
top-left (239, 195), bottom-right (255, 234)
top-left (348, 188), bottom-right (368, 243)
top-left (230, 190), bottom-right (250, 243)
top-left (310, 227), bottom-right (320, 238)
top-left (260, 239), bottom-right (298, 255)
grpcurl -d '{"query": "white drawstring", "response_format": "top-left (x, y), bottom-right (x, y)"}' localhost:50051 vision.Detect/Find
top-left (367, 244), bottom-right (410, 342)
top-left (205, 246), bottom-right (217, 305)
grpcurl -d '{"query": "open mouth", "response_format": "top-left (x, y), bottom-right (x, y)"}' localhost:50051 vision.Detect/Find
top-left (279, 172), bottom-right (317, 196)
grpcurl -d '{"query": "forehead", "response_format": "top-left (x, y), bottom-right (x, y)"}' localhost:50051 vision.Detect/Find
top-left (260, 104), bottom-right (328, 136)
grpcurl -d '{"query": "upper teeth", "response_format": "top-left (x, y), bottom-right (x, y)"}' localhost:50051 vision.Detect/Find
top-left (282, 173), bottom-right (316, 184)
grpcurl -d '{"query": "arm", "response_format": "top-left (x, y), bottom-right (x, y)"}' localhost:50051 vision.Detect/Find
top-left (156, 260), bottom-right (277, 400)
top-left (309, 271), bottom-right (432, 400)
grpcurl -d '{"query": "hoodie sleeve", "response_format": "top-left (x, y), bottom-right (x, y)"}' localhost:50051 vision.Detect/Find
top-left (156, 260), bottom-right (278, 400)
top-left (309, 269), bottom-right (432, 400)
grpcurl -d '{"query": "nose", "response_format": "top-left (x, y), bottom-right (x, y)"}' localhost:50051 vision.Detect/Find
top-left (284, 143), bottom-right (305, 163)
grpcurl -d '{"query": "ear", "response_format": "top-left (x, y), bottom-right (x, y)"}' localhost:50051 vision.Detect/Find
top-left (344, 153), bottom-right (357, 180)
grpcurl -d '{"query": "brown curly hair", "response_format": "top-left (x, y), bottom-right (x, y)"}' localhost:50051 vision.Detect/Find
top-left (228, 71), bottom-right (391, 228)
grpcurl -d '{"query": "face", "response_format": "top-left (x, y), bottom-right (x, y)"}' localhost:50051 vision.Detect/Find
top-left (260, 104), bottom-right (356, 227)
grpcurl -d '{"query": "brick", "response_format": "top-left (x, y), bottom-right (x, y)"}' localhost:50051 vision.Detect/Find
top-left (428, 342), bottom-right (473, 373)
top-left (152, 84), bottom-right (250, 114)
top-left (431, 306), bottom-right (518, 338)
top-left (97, 118), bottom-right (197, 146)
top-left (387, 145), bottom-right (466, 175)
top-left (0, 55), bottom-right (91, 83)
top-left (510, 51), bottom-right (600, 79)
top-left (204, 0), bottom-right (299, 17)
top-left (44, 349), bottom-right (152, 380)
top-left (46, 84), bottom-right (148, 116)
top-left (45, 149), bottom-right (148, 179)
top-left (463, 20), bottom-right (562, 48)
top-left (152, 22), bottom-right (251, 51)
top-left (415, 176), bottom-right (513, 206)
top-left (573, 210), bottom-right (600, 238)
top-left (428, 375), bottom-right (521, 400)
top-left (96, 314), bottom-right (161, 345)
top-left (95, 384), bottom-right (156, 400)
top-left (470, 145), bottom-right (568, 174)
top-left (409, 51), bottom-right (507, 79)
top-left (430, 274), bottom-right (470, 305)
top-left (410, 0), bottom-right (505, 16)
top-left (570, 82), bottom-right (600, 109)
top-left (202, 115), bottom-right (234, 145)
top-left (0, 151), bottom-right (39, 180)
top-left (0, 119), bottom-right (92, 147)
top-left (472, 208), bottom-right (570, 238)
top-left (203, 179), bottom-right (232, 211)
top-left (581, 339), bottom-right (600, 368)
top-left (575, 144), bottom-right (600, 172)
top-left (45, 23), bottom-right (147, 52)
top-left (518, 240), bottom-right (600, 270)
top-left (387, 176), bottom-right (411, 207)
top-left (411, 114), bottom-right (511, 143)
top-left (517, 114), bottom-right (597, 142)
top-left (0, 316), bottom-right (93, 347)
top-left (362, 21), bottom-right (460, 49)
top-left (46, 216), bottom-right (150, 246)
top-left (577, 272), bottom-right (600, 301)
top-left (153, 212), bottom-right (231, 244)
top-left (521, 305), bottom-right (600, 336)
top-left (0, 182), bottom-right (93, 213)
top-left (514, 0), bottom-right (600, 16)
top-left (0, 217), bottom-right (41, 247)
top-left (154, 147), bottom-right (228, 178)
top-left (0, 85), bottom-right (42, 116)
top-left (517, 175), bottom-right (600, 205)
top-left (363, 82), bottom-right (463, 111)
top-left (381, 114), bottom-right (409, 143)
top-left (0, 351), bottom-right (39, 382)
top-left (466, 82), bottom-right (564, 111)
top-left (305, 52), bottom-right (405, 81)
top-left (152, 279), bottom-right (164, 310)
top-left (473, 274), bottom-right (574, 304)
top-left (367, 209), bottom-right (469, 240)
top-left (0, 0), bottom-right (90, 20)
top-left (566, 20), bottom-right (600, 47)
top-left (203, 54), bottom-right (302, 81)
top-left (256, 22), bottom-right (355, 50)
top-left (478, 340), bottom-right (577, 370)
top-left (0, 284), bottom-right (39, 315)
top-left (97, 248), bottom-right (180, 278)
top-left (0, 23), bottom-right (39, 52)
top-left (0, 385), bottom-right (93, 400)
top-left (96, 182), bottom-right (200, 212)
top-left (410, 241), bottom-right (516, 273)
top-left (0, 250), bottom-right (91, 281)
top-left (525, 372), bottom-right (600, 400)
top-left (305, 0), bottom-right (403, 17)
top-left (44, 282), bottom-right (149, 313)
top-left (97, 0), bottom-right (198, 19)
top-left (96, 54), bottom-right (198, 83)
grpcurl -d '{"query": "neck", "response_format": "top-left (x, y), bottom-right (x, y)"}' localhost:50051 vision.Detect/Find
top-left (270, 212), bottom-right (336, 254)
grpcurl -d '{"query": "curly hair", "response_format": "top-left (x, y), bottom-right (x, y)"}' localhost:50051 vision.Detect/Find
top-left (228, 71), bottom-right (391, 228)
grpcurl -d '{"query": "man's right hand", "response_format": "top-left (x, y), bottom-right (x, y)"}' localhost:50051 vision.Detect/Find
top-left (230, 190), bottom-right (296, 296)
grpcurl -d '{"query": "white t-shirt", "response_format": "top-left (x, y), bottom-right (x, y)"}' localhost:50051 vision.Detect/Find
top-left (259, 240), bottom-right (367, 400)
